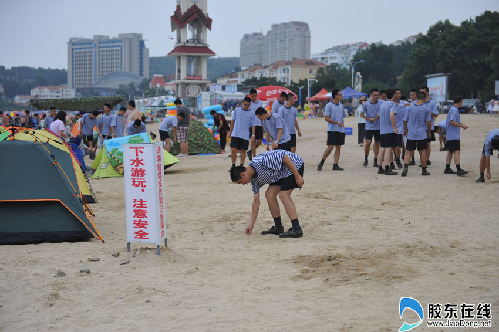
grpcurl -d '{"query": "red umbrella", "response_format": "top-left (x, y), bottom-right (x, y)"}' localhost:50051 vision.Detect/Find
top-left (306, 88), bottom-right (330, 102)
top-left (255, 86), bottom-right (298, 102)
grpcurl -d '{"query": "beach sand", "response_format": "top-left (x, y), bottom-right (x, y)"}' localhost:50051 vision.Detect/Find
top-left (1, 114), bottom-right (498, 331)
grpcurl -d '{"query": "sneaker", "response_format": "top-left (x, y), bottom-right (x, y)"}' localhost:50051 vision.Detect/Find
top-left (456, 169), bottom-right (468, 176)
top-left (373, 161), bottom-right (379, 167)
top-left (385, 170), bottom-right (398, 175)
top-left (409, 160), bottom-right (416, 166)
top-left (177, 153), bottom-right (188, 157)
top-left (444, 169), bottom-right (456, 174)
top-left (221, 150), bottom-right (225, 154)
top-left (317, 161), bottom-right (324, 171)
top-left (247, 150), bottom-right (253, 161)
top-left (396, 161), bottom-right (403, 169)
top-left (377, 169), bottom-right (385, 174)
top-left (402, 169), bottom-right (408, 177)
top-left (363, 160), bottom-right (368, 167)
top-left (261, 226), bottom-right (284, 235)
top-left (427, 160), bottom-right (432, 165)
top-left (390, 163), bottom-right (395, 170)
top-left (422, 170), bottom-right (430, 176)
top-left (332, 164), bottom-right (343, 171)
top-left (476, 177), bottom-right (485, 183)
top-left (279, 228), bottom-right (303, 238)
top-left (89, 154), bottom-right (95, 160)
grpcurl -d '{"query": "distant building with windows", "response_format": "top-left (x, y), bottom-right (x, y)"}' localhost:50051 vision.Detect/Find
top-left (67, 33), bottom-right (149, 89)
top-left (240, 22), bottom-right (311, 68)
top-left (30, 86), bottom-right (76, 99)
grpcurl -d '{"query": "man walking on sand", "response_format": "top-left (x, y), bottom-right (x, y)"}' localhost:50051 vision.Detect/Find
top-left (361, 88), bottom-right (384, 167)
top-left (175, 99), bottom-right (191, 157)
top-left (231, 150), bottom-right (304, 239)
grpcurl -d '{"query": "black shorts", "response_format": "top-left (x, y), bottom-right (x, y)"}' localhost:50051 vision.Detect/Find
top-left (230, 137), bottom-right (249, 151)
top-left (159, 130), bottom-right (170, 141)
top-left (250, 126), bottom-right (264, 140)
top-left (380, 133), bottom-right (397, 148)
top-left (289, 134), bottom-right (297, 148)
top-left (426, 129), bottom-right (436, 142)
top-left (327, 131), bottom-right (345, 146)
top-left (365, 129), bottom-right (380, 142)
top-left (447, 140), bottom-right (460, 152)
top-left (84, 135), bottom-right (95, 145)
top-left (406, 139), bottom-right (428, 151)
top-left (277, 141), bottom-right (292, 151)
top-left (269, 163), bottom-right (304, 191)
top-left (482, 143), bottom-right (493, 156)
top-left (396, 134), bottom-right (404, 148)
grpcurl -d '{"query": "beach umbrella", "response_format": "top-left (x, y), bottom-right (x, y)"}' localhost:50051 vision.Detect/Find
top-left (256, 86), bottom-right (297, 102)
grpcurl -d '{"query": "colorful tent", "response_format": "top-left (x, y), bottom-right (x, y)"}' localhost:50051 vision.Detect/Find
top-left (91, 133), bottom-right (179, 178)
top-left (0, 127), bottom-right (102, 244)
top-left (169, 120), bottom-right (222, 155)
top-left (306, 88), bottom-right (331, 101)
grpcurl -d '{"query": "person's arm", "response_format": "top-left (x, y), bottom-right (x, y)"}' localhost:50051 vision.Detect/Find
top-left (295, 118), bottom-right (302, 137)
top-left (228, 118), bottom-right (234, 138)
top-left (265, 130), bottom-right (271, 150)
top-left (390, 113), bottom-right (398, 134)
top-left (245, 192), bottom-right (260, 235)
top-left (97, 119), bottom-right (103, 138)
top-left (282, 155), bottom-right (304, 188)
top-left (273, 128), bottom-right (283, 149)
top-left (324, 116), bottom-right (343, 127)
top-left (485, 156), bottom-right (491, 179)
top-left (403, 121), bottom-right (408, 137)
top-left (449, 120), bottom-right (468, 129)
top-left (427, 121), bottom-right (431, 137)
top-left (173, 126), bottom-right (177, 143)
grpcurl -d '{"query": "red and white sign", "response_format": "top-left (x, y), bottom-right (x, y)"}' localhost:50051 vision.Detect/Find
top-left (124, 143), bottom-right (166, 245)
top-left (255, 85), bottom-right (298, 102)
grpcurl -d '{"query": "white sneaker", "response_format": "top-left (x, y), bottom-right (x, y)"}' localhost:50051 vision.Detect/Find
top-left (177, 153), bottom-right (188, 157)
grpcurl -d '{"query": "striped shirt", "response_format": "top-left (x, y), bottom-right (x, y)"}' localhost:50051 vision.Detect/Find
top-left (249, 150), bottom-right (303, 194)
top-left (483, 129), bottom-right (499, 157)
top-left (263, 114), bottom-right (290, 144)
top-left (250, 100), bottom-right (263, 127)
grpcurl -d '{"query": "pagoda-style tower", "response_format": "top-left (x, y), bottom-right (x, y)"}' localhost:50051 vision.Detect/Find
top-left (168, 0), bottom-right (215, 100)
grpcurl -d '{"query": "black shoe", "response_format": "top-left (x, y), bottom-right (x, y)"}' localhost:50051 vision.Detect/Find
top-left (409, 160), bottom-right (416, 166)
top-left (456, 169), bottom-right (468, 176)
top-left (279, 228), bottom-right (303, 238)
top-left (396, 161), bottom-right (403, 169)
top-left (89, 154), bottom-right (95, 160)
top-left (261, 226), bottom-right (284, 235)
top-left (476, 177), bottom-right (485, 183)
top-left (363, 160), bottom-right (368, 167)
top-left (332, 164), bottom-right (343, 171)
top-left (317, 161), bottom-right (324, 171)
top-left (373, 162), bottom-right (379, 168)
top-left (427, 160), bottom-right (432, 165)
top-left (444, 169), bottom-right (456, 174)
top-left (390, 163), bottom-right (395, 170)
top-left (385, 170), bottom-right (398, 175)
top-left (402, 169), bottom-right (408, 177)
top-left (377, 169), bottom-right (385, 174)
top-left (247, 150), bottom-right (253, 161)
top-left (422, 170), bottom-right (430, 176)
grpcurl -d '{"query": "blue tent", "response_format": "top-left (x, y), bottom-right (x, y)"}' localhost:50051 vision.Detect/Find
top-left (341, 86), bottom-right (368, 99)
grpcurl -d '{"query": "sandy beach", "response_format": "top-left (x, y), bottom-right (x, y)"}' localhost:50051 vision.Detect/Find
top-left (1, 114), bottom-right (498, 331)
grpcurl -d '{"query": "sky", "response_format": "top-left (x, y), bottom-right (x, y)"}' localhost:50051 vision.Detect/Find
top-left (1, 0), bottom-right (498, 70)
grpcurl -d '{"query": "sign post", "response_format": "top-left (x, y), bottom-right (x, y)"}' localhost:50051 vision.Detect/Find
top-left (123, 143), bottom-right (167, 255)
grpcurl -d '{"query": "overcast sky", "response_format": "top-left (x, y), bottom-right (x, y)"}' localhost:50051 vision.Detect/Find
top-left (1, 0), bottom-right (497, 70)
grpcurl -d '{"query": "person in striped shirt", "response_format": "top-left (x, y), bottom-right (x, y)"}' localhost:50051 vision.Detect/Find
top-left (476, 128), bottom-right (499, 183)
top-left (230, 150), bottom-right (304, 238)
top-left (247, 89), bottom-right (264, 161)
top-left (255, 107), bottom-right (292, 151)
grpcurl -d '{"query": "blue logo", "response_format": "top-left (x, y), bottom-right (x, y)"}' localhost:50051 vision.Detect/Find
top-left (399, 297), bottom-right (424, 331)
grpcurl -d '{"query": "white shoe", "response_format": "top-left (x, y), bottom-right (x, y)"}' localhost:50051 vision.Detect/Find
top-left (177, 153), bottom-right (188, 157)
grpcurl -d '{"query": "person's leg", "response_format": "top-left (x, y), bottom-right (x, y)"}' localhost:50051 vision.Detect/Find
top-left (333, 145), bottom-right (341, 164)
top-left (454, 150), bottom-right (460, 166)
top-left (364, 139), bottom-right (372, 165)
top-left (180, 142), bottom-right (188, 155)
top-left (278, 190), bottom-right (298, 221)
top-left (231, 147), bottom-right (237, 166)
top-left (427, 141), bottom-right (432, 163)
top-left (358, 123), bottom-right (363, 145)
top-left (255, 139), bottom-right (262, 155)
top-left (291, 146), bottom-right (296, 153)
top-left (240, 149), bottom-right (246, 165)
top-left (322, 145), bottom-right (334, 161)
top-left (479, 154), bottom-right (486, 173)
top-left (165, 138), bottom-right (171, 152)
top-left (250, 139), bottom-right (256, 157)
top-left (395, 146), bottom-right (401, 159)
top-left (420, 149), bottom-right (427, 167)
top-left (265, 186), bottom-right (281, 218)
top-left (220, 133), bottom-right (227, 152)
top-left (377, 147), bottom-right (385, 172)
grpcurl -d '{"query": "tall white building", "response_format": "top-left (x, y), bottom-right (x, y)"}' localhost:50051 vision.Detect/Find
top-left (240, 22), bottom-right (311, 68)
top-left (67, 33), bottom-right (149, 89)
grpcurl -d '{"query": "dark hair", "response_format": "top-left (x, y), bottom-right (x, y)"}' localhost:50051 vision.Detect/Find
top-left (491, 136), bottom-right (499, 150)
top-left (371, 88), bottom-right (379, 94)
top-left (386, 89), bottom-right (395, 99)
top-left (434, 126), bottom-right (441, 133)
top-left (128, 100), bottom-right (136, 108)
top-left (177, 113), bottom-right (185, 118)
top-left (255, 107), bottom-right (267, 116)
top-left (230, 166), bottom-right (245, 182)
top-left (280, 92), bottom-right (288, 98)
top-left (209, 110), bottom-right (217, 116)
top-left (379, 90), bottom-right (386, 95)
top-left (25, 110), bottom-right (30, 115)
top-left (104, 103), bottom-right (111, 109)
top-left (42, 114), bottom-right (46, 119)
top-left (56, 111), bottom-right (66, 121)
top-left (453, 96), bottom-right (463, 104)
top-left (92, 111), bottom-right (98, 117)
top-left (417, 91), bottom-right (426, 100)
top-left (249, 89), bottom-right (257, 95)
top-left (174, 99), bottom-right (182, 105)
top-left (410, 88), bottom-right (418, 94)
top-left (0, 111), bottom-right (3, 115)
top-left (332, 89), bottom-right (341, 98)
top-left (133, 119), bottom-right (142, 127)
top-left (119, 107), bottom-right (126, 112)
top-left (243, 97), bottom-right (251, 103)
top-left (400, 95), bottom-right (407, 100)
top-left (420, 86), bottom-right (429, 93)
top-left (50, 107), bottom-right (56, 111)
top-left (286, 93), bottom-right (295, 101)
